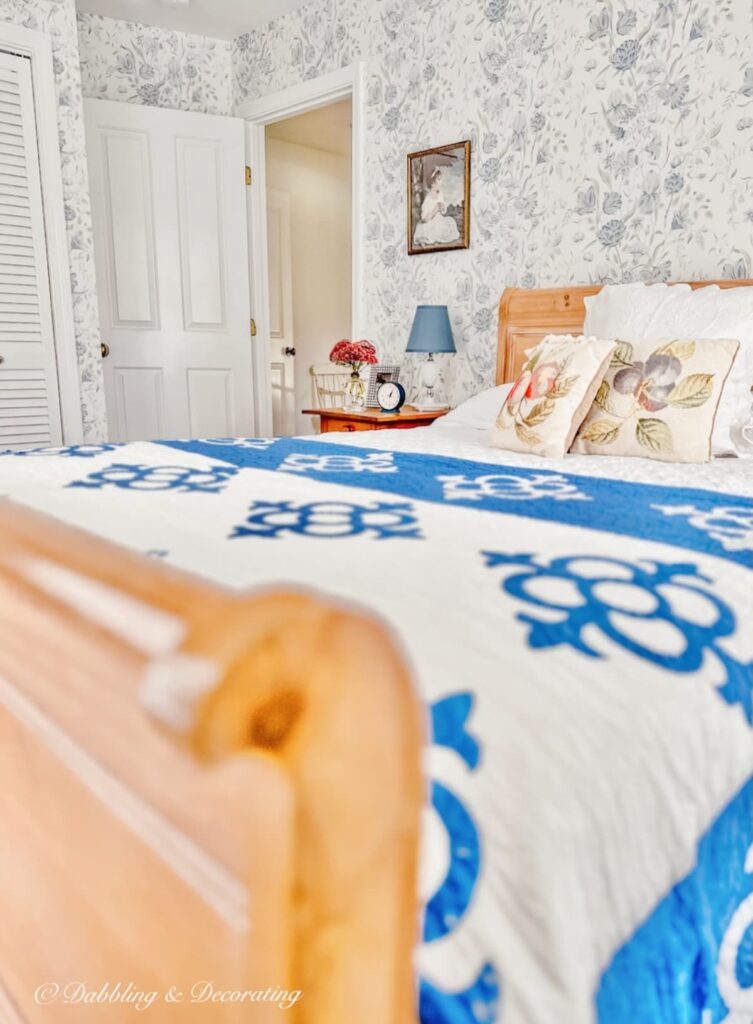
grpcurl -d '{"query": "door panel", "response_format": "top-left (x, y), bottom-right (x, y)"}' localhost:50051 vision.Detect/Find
top-left (85, 100), bottom-right (254, 442)
top-left (266, 188), bottom-right (294, 436)
top-left (176, 138), bottom-right (226, 330)
top-left (267, 205), bottom-right (286, 340)
top-left (187, 368), bottom-right (233, 437)
top-left (102, 130), bottom-right (158, 328)
top-left (113, 367), bottom-right (164, 442)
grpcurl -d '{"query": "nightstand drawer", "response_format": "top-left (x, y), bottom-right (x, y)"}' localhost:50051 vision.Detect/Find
top-left (303, 406), bottom-right (448, 432)
top-left (321, 418), bottom-right (376, 433)
top-left (373, 419), bottom-right (435, 430)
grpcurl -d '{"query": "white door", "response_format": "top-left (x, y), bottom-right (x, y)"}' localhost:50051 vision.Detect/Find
top-left (0, 50), bottom-right (63, 450)
top-left (266, 188), bottom-right (295, 435)
top-left (85, 100), bottom-right (254, 441)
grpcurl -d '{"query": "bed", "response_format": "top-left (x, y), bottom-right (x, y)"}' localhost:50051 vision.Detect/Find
top-left (1, 283), bottom-right (752, 1024)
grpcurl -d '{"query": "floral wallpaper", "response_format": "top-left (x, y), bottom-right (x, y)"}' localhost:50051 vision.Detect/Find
top-left (3, 0), bottom-right (752, 430)
top-left (0, 6), bottom-right (232, 443)
top-left (234, 0), bottom-right (753, 406)
top-left (0, 0), bottom-right (106, 440)
top-left (77, 13), bottom-right (233, 117)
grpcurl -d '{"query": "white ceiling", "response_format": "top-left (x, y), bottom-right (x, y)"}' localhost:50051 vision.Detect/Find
top-left (267, 99), bottom-right (352, 157)
top-left (75, 0), bottom-right (311, 40)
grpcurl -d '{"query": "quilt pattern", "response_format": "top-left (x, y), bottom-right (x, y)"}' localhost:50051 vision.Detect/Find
top-left (4, 436), bottom-right (753, 1024)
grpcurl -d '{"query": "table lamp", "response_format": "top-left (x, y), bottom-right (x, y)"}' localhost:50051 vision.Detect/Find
top-left (406, 305), bottom-right (456, 410)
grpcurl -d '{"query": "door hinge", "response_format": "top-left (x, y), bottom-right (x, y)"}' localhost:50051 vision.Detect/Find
top-left (250, 318), bottom-right (257, 337)
top-left (245, 165), bottom-right (252, 186)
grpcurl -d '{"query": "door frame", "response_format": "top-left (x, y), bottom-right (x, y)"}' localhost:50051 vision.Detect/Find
top-left (237, 64), bottom-right (364, 436)
top-left (0, 23), bottom-right (83, 443)
top-left (266, 187), bottom-right (295, 436)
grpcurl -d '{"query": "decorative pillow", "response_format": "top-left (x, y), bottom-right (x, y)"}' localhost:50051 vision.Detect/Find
top-left (572, 337), bottom-right (740, 463)
top-left (584, 283), bottom-right (753, 454)
top-left (490, 335), bottom-right (616, 458)
top-left (440, 384), bottom-right (513, 429)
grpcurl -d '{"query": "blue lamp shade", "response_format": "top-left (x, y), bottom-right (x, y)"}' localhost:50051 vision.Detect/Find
top-left (406, 305), bottom-right (456, 355)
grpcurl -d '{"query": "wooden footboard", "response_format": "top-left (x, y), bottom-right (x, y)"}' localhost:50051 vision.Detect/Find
top-left (0, 499), bottom-right (424, 1022)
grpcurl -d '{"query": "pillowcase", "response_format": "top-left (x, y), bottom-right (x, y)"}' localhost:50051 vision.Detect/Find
top-left (572, 337), bottom-right (740, 463)
top-left (584, 283), bottom-right (753, 454)
top-left (440, 383), bottom-right (513, 429)
top-left (489, 335), bottom-right (616, 458)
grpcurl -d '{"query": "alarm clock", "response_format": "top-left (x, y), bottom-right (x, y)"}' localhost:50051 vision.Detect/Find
top-left (377, 380), bottom-right (406, 413)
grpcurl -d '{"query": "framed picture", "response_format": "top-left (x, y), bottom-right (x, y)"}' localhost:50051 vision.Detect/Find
top-left (407, 140), bottom-right (471, 255)
top-left (366, 364), bottom-right (401, 407)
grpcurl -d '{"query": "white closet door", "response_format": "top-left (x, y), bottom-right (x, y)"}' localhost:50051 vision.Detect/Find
top-left (0, 49), bottom-right (63, 450)
top-left (85, 100), bottom-right (254, 442)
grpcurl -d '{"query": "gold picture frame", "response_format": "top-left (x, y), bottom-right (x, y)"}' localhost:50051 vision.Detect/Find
top-left (407, 140), bottom-right (471, 256)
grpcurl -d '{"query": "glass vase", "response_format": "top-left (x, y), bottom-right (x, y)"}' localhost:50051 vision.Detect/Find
top-left (343, 367), bottom-right (366, 412)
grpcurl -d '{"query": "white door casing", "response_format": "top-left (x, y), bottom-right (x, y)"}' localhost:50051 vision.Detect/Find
top-left (244, 123), bottom-right (272, 437)
top-left (240, 64), bottom-right (364, 439)
top-left (0, 49), bottom-right (63, 450)
top-left (266, 188), bottom-right (295, 436)
top-left (84, 100), bottom-right (254, 442)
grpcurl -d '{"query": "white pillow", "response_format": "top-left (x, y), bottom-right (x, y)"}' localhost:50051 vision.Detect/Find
top-left (584, 283), bottom-right (753, 454)
top-left (439, 383), bottom-right (512, 429)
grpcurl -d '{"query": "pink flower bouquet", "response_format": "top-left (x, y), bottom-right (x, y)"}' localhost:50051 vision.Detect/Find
top-left (329, 340), bottom-right (378, 411)
top-left (329, 339), bottom-right (378, 369)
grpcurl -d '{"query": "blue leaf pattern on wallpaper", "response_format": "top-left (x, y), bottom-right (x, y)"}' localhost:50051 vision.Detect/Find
top-left (3, 0), bottom-right (753, 429)
top-left (77, 14), bottom-right (233, 117)
top-left (0, 4), bottom-right (234, 443)
top-left (233, 0), bottom-right (753, 407)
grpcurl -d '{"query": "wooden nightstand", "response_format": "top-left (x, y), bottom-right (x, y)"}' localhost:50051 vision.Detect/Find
top-left (302, 405), bottom-right (448, 433)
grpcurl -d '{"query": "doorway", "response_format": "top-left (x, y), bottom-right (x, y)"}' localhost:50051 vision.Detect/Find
top-left (264, 98), bottom-right (352, 435)
top-left (240, 65), bottom-right (363, 439)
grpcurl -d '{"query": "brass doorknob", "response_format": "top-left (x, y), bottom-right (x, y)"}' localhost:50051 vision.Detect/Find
top-left (101, 342), bottom-right (110, 358)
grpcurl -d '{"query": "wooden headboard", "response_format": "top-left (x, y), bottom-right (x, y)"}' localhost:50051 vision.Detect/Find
top-left (496, 280), bottom-right (753, 383)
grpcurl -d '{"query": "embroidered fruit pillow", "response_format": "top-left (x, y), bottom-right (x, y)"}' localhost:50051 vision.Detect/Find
top-left (572, 338), bottom-right (739, 463)
top-left (490, 335), bottom-right (616, 458)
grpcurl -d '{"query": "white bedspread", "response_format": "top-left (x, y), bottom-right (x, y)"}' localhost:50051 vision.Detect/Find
top-left (321, 419), bottom-right (753, 493)
top-left (1, 426), bottom-right (752, 1024)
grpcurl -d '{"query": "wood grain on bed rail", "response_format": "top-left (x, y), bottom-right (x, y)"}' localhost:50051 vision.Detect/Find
top-left (497, 279), bottom-right (753, 383)
top-left (0, 498), bottom-right (423, 1023)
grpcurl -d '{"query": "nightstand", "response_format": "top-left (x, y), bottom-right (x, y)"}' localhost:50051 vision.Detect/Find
top-left (302, 405), bottom-right (448, 433)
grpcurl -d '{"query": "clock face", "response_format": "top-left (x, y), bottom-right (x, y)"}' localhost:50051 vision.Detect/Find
top-left (377, 381), bottom-right (405, 412)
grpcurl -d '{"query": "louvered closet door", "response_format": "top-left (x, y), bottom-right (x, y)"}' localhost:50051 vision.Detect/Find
top-left (0, 50), bottom-right (62, 451)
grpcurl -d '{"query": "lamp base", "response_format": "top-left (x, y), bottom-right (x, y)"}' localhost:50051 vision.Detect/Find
top-left (411, 400), bottom-right (450, 412)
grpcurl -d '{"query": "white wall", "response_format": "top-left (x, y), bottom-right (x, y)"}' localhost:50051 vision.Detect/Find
top-left (266, 137), bottom-right (351, 434)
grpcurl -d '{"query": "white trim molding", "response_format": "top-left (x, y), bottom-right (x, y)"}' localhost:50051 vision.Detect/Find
top-left (0, 22), bottom-right (84, 444)
top-left (235, 66), bottom-right (357, 124)
top-left (238, 64), bottom-right (364, 437)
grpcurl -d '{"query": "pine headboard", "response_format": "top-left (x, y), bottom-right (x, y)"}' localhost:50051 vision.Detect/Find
top-left (496, 281), bottom-right (753, 384)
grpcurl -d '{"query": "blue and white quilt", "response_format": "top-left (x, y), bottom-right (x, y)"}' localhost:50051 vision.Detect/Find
top-left (2, 424), bottom-right (752, 1024)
